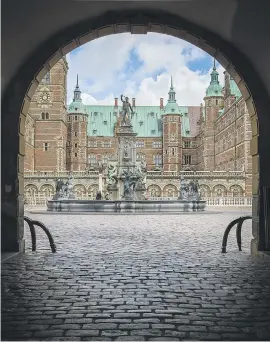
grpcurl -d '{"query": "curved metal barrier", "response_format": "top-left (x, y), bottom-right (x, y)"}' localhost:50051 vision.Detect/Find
top-left (24, 216), bottom-right (56, 253)
top-left (221, 216), bottom-right (252, 253)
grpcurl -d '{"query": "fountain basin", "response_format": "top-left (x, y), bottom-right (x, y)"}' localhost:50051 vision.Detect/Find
top-left (47, 199), bottom-right (206, 212)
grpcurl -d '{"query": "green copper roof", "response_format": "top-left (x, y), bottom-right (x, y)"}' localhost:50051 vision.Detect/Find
top-left (205, 60), bottom-right (223, 97)
top-left (230, 79), bottom-right (242, 99)
top-left (164, 76), bottom-right (181, 115)
top-left (84, 105), bottom-right (192, 137)
top-left (68, 74), bottom-right (87, 114)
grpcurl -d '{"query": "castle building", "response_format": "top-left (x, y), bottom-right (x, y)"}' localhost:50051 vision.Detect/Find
top-left (24, 58), bottom-right (252, 203)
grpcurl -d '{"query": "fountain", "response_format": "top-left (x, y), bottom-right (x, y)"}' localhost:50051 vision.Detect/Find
top-left (47, 95), bottom-right (206, 212)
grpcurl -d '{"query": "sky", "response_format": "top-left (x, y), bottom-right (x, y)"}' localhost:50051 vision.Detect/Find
top-left (66, 32), bottom-right (225, 106)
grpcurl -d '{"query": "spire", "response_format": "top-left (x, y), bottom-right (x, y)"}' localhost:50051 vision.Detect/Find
top-left (73, 74), bottom-right (82, 102)
top-left (168, 76), bottom-right (176, 103)
top-left (213, 58), bottom-right (216, 70)
top-left (205, 60), bottom-right (223, 97)
top-left (210, 59), bottom-right (219, 85)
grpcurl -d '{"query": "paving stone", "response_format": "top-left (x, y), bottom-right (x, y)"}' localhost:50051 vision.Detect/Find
top-left (82, 323), bottom-right (117, 330)
top-left (33, 330), bottom-right (64, 337)
top-left (65, 330), bottom-right (99, 337)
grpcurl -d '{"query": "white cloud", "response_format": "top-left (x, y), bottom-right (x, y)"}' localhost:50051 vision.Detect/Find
top-left (66, 33), bottom-right (225, 107)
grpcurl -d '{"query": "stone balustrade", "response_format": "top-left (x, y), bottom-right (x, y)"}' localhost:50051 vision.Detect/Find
top-left (25, 170), bottom-right (246, 179)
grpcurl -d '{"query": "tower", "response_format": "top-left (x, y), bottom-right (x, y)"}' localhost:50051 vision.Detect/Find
top-left (203, 60), bottom-right (224, 171)
top-left (27, 58), bottom-right (68, 171)
top-left (67, 75), bottom-right (88, 171)
top-left (162, 77), bottom-right (182, 172)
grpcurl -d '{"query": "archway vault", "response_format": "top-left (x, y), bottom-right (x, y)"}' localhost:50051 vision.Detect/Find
top-left (2, 9), bottom-right (268, 254)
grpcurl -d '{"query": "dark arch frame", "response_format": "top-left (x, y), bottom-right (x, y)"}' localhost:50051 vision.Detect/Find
top-left (2, 9), bottom-right (269, 253)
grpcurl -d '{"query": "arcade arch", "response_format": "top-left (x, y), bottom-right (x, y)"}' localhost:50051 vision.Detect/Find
top-left (2, 9), bottom-right (269, 254)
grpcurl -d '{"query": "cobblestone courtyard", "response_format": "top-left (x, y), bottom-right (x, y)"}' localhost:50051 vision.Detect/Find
top-left (2, 210), bottom-right (270, 341)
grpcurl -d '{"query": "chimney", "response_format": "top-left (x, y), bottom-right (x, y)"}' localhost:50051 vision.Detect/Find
top-left (160, 98), bottom-right (164, 109)
top-left (114, 97), bottom-right (118, 107)
top-left (132, 98), bottom-right (136, 107)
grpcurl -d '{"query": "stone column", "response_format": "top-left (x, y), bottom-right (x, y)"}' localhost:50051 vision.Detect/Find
top-left (98, 173), bottom-right (103, 193)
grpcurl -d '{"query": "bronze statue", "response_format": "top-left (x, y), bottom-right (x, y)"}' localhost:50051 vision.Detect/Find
top-left (120, 95), bottom-right (134, 125)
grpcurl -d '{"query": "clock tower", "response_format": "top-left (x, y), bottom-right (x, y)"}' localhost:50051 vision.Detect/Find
top-left (27, 58), bottom-right (68, 171)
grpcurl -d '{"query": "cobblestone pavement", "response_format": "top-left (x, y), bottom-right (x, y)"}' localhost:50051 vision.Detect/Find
top-left (2, 210), bottom-right (270, 341)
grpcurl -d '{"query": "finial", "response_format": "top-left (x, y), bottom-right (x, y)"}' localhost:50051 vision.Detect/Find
top-left (76, 74), bottom-right (79, 88)
top-left (213, 58), bottom-right (216, 70)
top-left (171, 76), bottom-right (173, 88)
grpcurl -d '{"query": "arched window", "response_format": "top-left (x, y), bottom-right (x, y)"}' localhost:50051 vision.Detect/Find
top-left (45, 112), bottom-right (49, 119)
top-left (41, 112), bottom-right (45, 120)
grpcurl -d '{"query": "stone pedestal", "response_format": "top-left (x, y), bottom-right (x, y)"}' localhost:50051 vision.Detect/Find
top-left (135, 187), bottom-right (146, 200)
top-left (107, 186), bottom-right (118, 201)
top-left (116, 121), bottom-right (138, 200)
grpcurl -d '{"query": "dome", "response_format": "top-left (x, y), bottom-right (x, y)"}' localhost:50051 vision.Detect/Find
top-left (68, 101), bottom-right (86, 113)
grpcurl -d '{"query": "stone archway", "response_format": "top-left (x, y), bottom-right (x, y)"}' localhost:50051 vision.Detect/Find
top-left (39, 184), bottom-right (55, 198)
top-left (147, 184), bottom-right (162, 198)
top-left (163, 184), bottom-right (178, 198)
top-left (88, 184), bottom-right (99, 199)
top-left (2, 8), bottom-right (269, 253)
top-left (213, 184), bottom-right (228, 197)
top-left (230, 184), bottom-right (244, 197)
top-left (199, 184), bottom-right (211, 199)
top-left (73, 184), bottom-right (87, 199)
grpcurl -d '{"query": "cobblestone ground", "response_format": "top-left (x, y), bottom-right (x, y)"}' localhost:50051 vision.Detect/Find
top-left (2, 210), bottom-right (270, 341)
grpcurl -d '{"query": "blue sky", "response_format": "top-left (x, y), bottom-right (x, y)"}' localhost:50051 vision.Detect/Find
top-left (66, 33), bottom-right (224, 106)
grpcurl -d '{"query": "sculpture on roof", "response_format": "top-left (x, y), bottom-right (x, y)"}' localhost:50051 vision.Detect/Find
top-left (120, 94), bottom-right (134, 125)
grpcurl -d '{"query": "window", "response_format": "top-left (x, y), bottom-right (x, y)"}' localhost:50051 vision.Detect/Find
top-left (152, 141), bottom-right (162, 148)
top-left (103, 141), bottom-right (111, 148)
top-left (172, 148), bottom-right (175, 156)
top-left (153, 154), bottom-right (162, 166)
top-left (45, 112), bottom-right (49, 119)
top-left (75, 143), bottom-right (78, 148)
top-left (136, 141), bottom-right (145, 148)
top-left (137, 153), bottom-right (145, 161)
top-left (184, 141), bottom-right (191, 148)
top-left (88, 141), bottom-right (97, 148)
top-left (43, 142), bottom-right (49, 151)
top-left (183, 155), bottom-right (192, 165)
top-left (74, 132), bottom-right (77, 137)
top-left (102, 153), bottom-right (111, 164)
top-left (41, 112), bottom-right (45, 120)
top-left (88, 154), bottom-right (97, 165)
top-left (216, 99), bottom-right (218, 105)
top-left (75, 152), bottom-right (77, 158)
top-left (75, 116), bottom-right (78, 121)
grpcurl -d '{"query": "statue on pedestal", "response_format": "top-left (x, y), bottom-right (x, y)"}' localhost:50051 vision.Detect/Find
top-left (53, 175), bottom-right (75, 199)
top-left (120, 95), bottom-right (134, 125)
top-left (178, 176), bottom-right (200, 201)
top-left (122, 169), bottom-right (137, 199)
top-left (134, 160), bottom-right (147, 190)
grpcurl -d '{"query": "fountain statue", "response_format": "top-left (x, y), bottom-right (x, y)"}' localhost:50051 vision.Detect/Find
top-left (178, 176), bottom-right (201, 201)
top-left (53, 174), bottom-right (75, 200)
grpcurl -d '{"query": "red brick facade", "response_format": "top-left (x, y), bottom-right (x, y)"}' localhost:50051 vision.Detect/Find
top-left (24, 61), bottom-right (252, 196)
